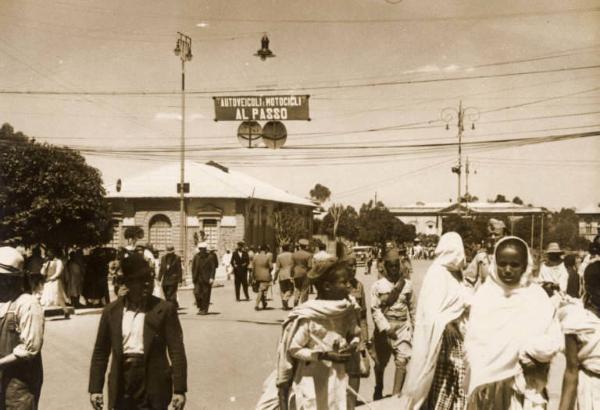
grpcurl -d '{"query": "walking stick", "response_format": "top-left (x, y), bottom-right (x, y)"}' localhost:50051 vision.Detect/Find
top-left (308, 334), bottom-right (375, 410)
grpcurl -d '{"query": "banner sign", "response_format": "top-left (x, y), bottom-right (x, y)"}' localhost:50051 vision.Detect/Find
top-left (213, 95), bottom-right (310, 121)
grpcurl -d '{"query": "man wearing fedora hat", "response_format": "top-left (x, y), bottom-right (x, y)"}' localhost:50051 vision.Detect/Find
top-left (539, 242), bottom-right (569, 292)
top-left (191, 242), bottom-right (216, 315)
top-left (231, 241), bottom-right (250, 302)
top-left (0, 246), bottom-right (45, 410)
top-left (158, 245), bottom-right (182, 307)
top-left (89, 253), bottom-right (187, 410)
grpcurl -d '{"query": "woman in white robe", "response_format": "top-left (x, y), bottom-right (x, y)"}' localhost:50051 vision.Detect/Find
top-left (400, 232), bottom-right (470, 410)
top-left (40, 249), bottom-right (68, 307)
top-left (465, 236), bottom-right (563, 409)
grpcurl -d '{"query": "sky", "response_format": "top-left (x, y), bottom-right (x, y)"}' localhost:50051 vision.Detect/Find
top-left (0, 0), bottom-right (599, 211)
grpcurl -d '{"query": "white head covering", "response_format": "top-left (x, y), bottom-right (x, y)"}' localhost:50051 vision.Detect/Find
top-left (465, 236), bottom-right (562, 399)
top-left (433, 231), bottom-right (465, 272)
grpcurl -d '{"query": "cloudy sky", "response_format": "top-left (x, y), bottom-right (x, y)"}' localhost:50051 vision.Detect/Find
top-left (1, 0), bottom-right (599, 210)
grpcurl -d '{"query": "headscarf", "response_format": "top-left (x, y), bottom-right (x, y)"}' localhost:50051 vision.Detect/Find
top-left (400, 232), bottom-right (469, 409)
top-left (434, 231), bottom-right (466, 272)
top-left (465, 236), bottom-right (563, 400)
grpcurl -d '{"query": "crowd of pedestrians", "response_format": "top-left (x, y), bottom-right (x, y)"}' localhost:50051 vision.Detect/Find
top-left (257, 232), bottom-right (600, 410)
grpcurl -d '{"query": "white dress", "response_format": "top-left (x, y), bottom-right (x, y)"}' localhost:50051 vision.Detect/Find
top-left (40, 259), bottom-right (68, 307)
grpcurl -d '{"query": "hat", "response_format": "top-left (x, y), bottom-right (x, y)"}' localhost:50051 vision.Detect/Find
top-left (237, 241), bottom-right (245, 247)
top-left (166, 245), bottom-right (175, 253)
top-left (545, 242), bottom-right (563, 254)
top-left (307, 256), bottom-right (338, 280)
top-left (298, 239), bottom-right (309, 246)
top-left (198, 242), bottom-right (208, 249)
top-left (0, 247), bottom-right (24, 277)
top-left (120, 253), bottom-right (153, 283)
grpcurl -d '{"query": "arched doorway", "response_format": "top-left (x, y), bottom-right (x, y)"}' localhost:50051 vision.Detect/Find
top-left (148, 214), bottom-right (172, 252)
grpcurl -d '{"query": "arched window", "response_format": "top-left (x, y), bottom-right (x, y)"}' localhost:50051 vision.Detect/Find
top-left (149, 214), bottom-right (172, 252)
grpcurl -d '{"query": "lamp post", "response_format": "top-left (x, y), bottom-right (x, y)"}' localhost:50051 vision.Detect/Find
top-left (441, 101), bottom-right (479, 209)
top-left (174, 32), bottom-right (192, 277)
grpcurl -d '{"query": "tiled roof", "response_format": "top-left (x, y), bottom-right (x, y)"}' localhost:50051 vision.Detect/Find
top-left (105, 161), bottom-right (315, 207)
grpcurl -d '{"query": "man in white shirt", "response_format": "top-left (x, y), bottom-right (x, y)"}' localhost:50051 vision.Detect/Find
top-left (539, 242), bottom-right (569, 292)
top-left (0, 246), bottom-right (45, 409)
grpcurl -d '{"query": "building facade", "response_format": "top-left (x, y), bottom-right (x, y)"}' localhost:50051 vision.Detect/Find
top-left (105, 161), bottom-right (315, 268)
top-left (576, 205), bottom-right (600, 242)
top-left (390, 201), bottom-right (545, 238)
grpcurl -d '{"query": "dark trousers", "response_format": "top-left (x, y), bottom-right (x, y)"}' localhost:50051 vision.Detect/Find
top-left (194, 282), bottom-right (212, 312)
top-left (1, 376), bottom-right (41, 410)
top-left (293, 276), bottom-right (309, 306)
top-left (114, 356), bottom-right (165, 410)
top-left (234, 271), bottom-right (249, 300)
top-left (162, 284), bottom-right (178, 306)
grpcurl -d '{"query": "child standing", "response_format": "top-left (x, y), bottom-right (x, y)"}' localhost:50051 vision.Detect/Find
top-left (371, 247), bottom-right (416, 400)
top-left (260, 257), bottom-right (361, 410)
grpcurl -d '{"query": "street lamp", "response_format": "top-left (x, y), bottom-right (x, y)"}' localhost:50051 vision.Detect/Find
top-left (174, 32), bottom-right (192, 278)
top-left (441, 101), bottom-right (479, 207)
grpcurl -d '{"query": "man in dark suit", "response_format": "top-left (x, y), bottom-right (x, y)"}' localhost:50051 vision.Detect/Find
top-left (89, 254), bottom-right (187, 410)
top-left (231, 241), bottom-right (250, 301)
top-left (158, 245), bottom-right (182, 307)
top-left (191, 243), bottom-right (216, 315)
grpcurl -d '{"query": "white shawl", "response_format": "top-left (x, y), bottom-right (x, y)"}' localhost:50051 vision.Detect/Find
top-left (465, 236), bottom-right (563, 398)
top-left (400, 232), bottom-right (469, 409)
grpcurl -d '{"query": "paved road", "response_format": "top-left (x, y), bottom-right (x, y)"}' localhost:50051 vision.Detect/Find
top-left (39, 260), bottom-right (564, 409)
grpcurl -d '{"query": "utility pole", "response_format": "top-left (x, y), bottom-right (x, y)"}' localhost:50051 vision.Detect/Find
top-left (441, 102), bottom-right (479, 208)
top-left (174, 32), bottom-right (192, 278)
top-left (465, 157), bottom-right (470, 201)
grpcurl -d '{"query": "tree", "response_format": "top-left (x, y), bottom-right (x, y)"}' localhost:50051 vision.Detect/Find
top-left (321, 205), bottom-right (359, 242)
top-left (356, 200), bottom-right (414, 246)
top-left (124, 226), bottom-right (144, 246)
top-left (272, 206), bottom-right (310, 246)
top-left (309, 183), bottom-right (331, 204)
top-left (493, 194), bottom-right (509, 203)
top-left (460, 193), bottom-right (479, 203)
top-left (442, 215), bottom-right (490, 246)
top-left (0, 124), bottom-right (113, 249)
top-left (512, 196), bottom-right (524, 205)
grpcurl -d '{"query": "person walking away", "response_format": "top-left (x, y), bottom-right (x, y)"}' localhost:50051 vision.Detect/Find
top-left (257, 257), bottom-right (361, 410)
top-left (0, 247), bottom-right (44, 410)
top-left (40, 248), bottom-right (68, 308)
top-left (274, 244), bottom-right (295, 310)
top-left (371, 247), bottom-right (415, 400)
top-left (191, 243), bottom-right (216, 315)
top-left (89, 253), bottom-right (187, 410)
top-left (564, 253), bottom-right (582, 298)
top-left (25, 246), bottom-right (45, 300)
top-left (400, 232), bottom-right (470, 410)
top-left (222, 250), bottom-right (233, 281)
top-left (158, 245), bottom-right (182, 307)
top-left (465, 236), bottom-right (563, 409)
top-left (231, 242), bottom-right (250, 301)
top-left (66, 249), bottom-right (85, 308)
top-left (252, 245), bottom-right (273, 311)
top-left (313, 243), bottom-right (330, 263)
top-left (345, 255), bottom-right (370, 410)
top-left (248, 246), bottom-right (256, 289)
top-left (539, 242), bottom-right (569, 292)
top-left (292, 239), bottom-right (313, 307)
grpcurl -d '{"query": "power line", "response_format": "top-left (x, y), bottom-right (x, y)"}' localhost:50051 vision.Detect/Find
top-left (1, 64), bottom-right (599, 96)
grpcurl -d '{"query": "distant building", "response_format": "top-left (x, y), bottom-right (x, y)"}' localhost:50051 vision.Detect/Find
top-left (390, 201), bottom-right (545, 237)
top-left (105, 161), bottom-right (315, 262)
top-left (576, 205), bottom-right (600, 242)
